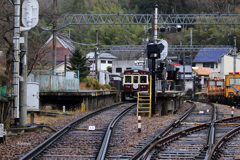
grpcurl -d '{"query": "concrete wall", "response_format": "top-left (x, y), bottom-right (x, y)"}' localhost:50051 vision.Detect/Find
top-left (40, 91), bottom-right (121, 111)
top-left (155, 96), bottom-right (183, 116)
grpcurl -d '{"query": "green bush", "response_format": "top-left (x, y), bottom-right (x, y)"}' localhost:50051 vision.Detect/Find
top-left (93, 79), bottom-right (100, 90)
top-left (83, 77), bottom-right (94, 88)
top-left (104, 84), bottom-right (111, 90)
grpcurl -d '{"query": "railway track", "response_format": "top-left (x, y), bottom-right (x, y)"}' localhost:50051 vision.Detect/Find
top-left (19, 101), bottom-right (240, 160)
top-left (126, 101), bottom-right (216, 159)
top-left (210, 116), bottom-right (240, 160)
top-left (20, 103), bottom-right (136, 160)
top-left (127, 102), bottom-right (240, 160)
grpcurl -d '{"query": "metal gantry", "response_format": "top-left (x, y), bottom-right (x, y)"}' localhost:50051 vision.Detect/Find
top-left (99, 45), bottom-right (231, 52)
top-left (41, 14), bottom-right (240, 31)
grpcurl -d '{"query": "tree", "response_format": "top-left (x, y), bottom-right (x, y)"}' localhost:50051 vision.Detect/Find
top-left (107, 66), bottom-right (112, 73)
top-left (67, 49), bottom-right (90, 80)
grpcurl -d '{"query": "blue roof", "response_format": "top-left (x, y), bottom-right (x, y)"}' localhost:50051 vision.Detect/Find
top-left (193, 46), bottom-right (233, 63)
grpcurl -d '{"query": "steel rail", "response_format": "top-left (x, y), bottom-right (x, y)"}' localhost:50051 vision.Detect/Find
top-left (130, 101), bottom-right (196, 160)
top-left (19, 102), bottom-right (124, 160)
top-left (208, 122), bottom-right (240, 160)
top-left (204, 103), bottom-right (217, 159)
top-left (142, 123), bottom-right (210, 159)
top-left (96, 104), bottom-right (136, 160)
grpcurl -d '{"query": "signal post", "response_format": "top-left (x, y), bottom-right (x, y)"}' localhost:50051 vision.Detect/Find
top-left (147, 5), bottom-right (164, 115)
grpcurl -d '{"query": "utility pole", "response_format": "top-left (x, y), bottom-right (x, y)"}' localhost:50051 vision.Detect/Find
top-left (95, 30), bottom-right (98, 80)
top-left (182, 42), bottom-right (185, 91)
top-left (19, 30), bottom-right (28, 126)
top-left (64, 55), bottom-right (67, 76)
top-left (13, 0), bottom-right (21, 124)
top-left (52, 0), bottom-right (57, 72)
top-left (14, 0), bottom-right (39, 126)
top-left (233, 36), bottom-right (237, 74)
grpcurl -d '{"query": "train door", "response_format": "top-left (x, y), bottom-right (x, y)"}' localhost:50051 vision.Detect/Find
top-left (132, 75), bottom-right (139, 91)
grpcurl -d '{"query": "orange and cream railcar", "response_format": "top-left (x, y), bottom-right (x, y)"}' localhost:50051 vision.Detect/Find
top-left (206, 77), bottom-right (224, 103)
top-left (224, 72), bottom-right (240, 104)
top-left (207, 72), bottom-right (240, 104)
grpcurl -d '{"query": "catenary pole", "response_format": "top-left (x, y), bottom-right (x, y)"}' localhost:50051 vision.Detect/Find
top-left (13, 0), bottom-right (21, 123)
top-left (95, 30), bottom-right (98, 80)
top-left (19, 31), bottom-right (28, 126)
top-left (233, 36), bottom-right (237, 74)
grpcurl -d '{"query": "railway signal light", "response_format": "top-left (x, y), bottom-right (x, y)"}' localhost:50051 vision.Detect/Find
top-left (147, 43), bottom-right (164, 58)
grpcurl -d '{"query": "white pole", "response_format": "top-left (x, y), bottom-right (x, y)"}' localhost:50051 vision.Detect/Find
top-left (138, 116), bottom-right (141, 133)
top-left (154, 5), bottom-right (158, 43)
top-left (14, 0), bottom-right (21, 121)
top-left (231, 106), bottom-right (234, 117)
top-left (63, 105), bottom-right (66, 113)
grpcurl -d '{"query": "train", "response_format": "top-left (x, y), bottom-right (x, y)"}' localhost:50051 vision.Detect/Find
top-left (123, 69), bottom-right (149, 100)
top-left (122, 62), bottom-right (181, 100)
top-left (207, 72), bottom-right (240, 105)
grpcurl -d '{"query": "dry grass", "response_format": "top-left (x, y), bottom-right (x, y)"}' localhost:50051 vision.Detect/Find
top-left (79, 82), bottom-right (87, 90)
top-left (26, 109), bottom-right (84, 125)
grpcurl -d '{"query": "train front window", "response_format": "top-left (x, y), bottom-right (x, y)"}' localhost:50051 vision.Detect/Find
top-left (125, 76), bottom-right (131, 83)
top-left (209, 81), bottom-right (215, 86)
top-left (140, 76), bottom-right (147, 83)
top-left (229, 78), bottom-right (240, 85)
top-left (133, 76), bottom-right (138, 83)
top-left (216, 81), bottom-right (224, 86)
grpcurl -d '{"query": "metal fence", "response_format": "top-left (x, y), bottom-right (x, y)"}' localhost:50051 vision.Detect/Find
top-left (27, 70), bottom-right (79, 92)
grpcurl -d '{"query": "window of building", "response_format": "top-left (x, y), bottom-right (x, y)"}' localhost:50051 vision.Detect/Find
top-left (101, 60), bottom-right (106, 64)
top-left (126, 67), bottom-right (131, 69)
top-left (203, 63), bottom-right (214, 68)
top-left (89, 60), bottom-right (93, 64)
top-left (216, 63), bottom-right (218, 68)
top-left (125, 76), bottom-right (131, 83)
top-left (116, 68), bottom-right (122, 73)
top-left (108, 60), bottom-right (112, 64)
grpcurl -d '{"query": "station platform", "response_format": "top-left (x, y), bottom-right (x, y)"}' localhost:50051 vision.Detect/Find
top-left (137, 90), bottom-right (186, 116)
top-left (156, 90), bottom-right (186, 116)
top-left (39, 90), bottom-right (121, 111)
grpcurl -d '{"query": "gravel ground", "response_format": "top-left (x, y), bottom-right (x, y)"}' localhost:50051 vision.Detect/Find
top-left (0, 101), bottom-right (237, 159)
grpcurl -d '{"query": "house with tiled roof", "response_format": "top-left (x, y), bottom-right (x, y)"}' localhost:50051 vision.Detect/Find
top-left (193, 46), bottom-right (233, 73)
top-left (39, 33), bottom-right (76, 69)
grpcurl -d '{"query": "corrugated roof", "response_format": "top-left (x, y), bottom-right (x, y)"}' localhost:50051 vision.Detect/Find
top-left (192, 67), bottom-right (214, 76)
top-left (193, 46), bottom-right (232, 63)
top-left (86, 52), bottom-right (117, 59)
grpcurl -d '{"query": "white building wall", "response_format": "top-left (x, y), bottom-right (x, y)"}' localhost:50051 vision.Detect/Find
top-left (99, 59), bottom-right (113, 71)
top-left (213, 62), bottom-right (221, 72)
top-left (195, 63), bottom-right (203, 67)
top-left (185, 81), bottom-right (193, 91)
top-left (221, 55), bottom-right (240, 75)
top-left (112, 60), bottom-right (136, 75)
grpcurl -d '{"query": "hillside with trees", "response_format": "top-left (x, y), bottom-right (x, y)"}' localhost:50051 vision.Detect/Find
top-left (1, 0), bottom-right (240, 82)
